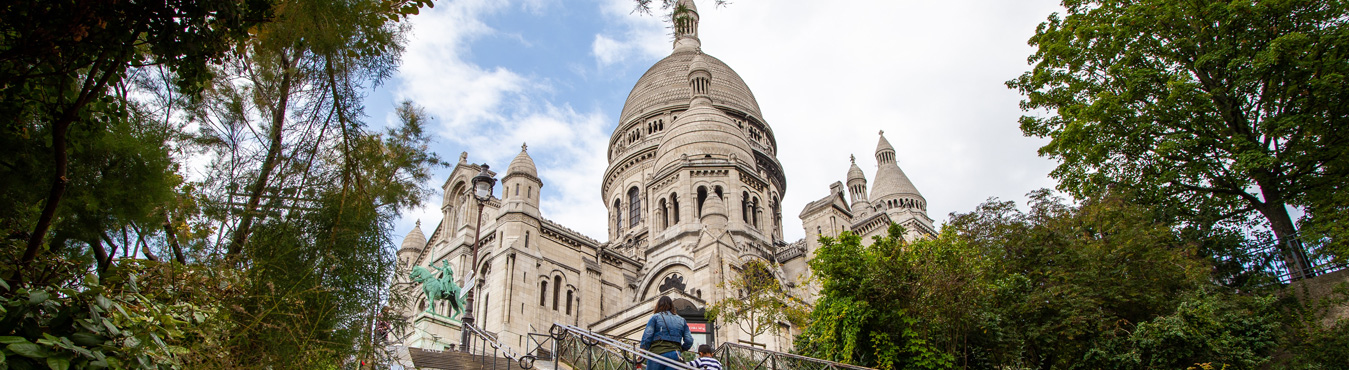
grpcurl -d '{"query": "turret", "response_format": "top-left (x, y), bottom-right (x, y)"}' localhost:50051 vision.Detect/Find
top-left (868, 130), bottom-right (934, 238)
top-left (672, 0), bottom-right (700, 52)
top-left (846, 155), bottom-right (870, 216)
top-left (502, 143), bottom-right (542, 217)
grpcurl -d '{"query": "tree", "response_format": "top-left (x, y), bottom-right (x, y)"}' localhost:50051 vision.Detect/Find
top-left (794, 225), bottom-right (994, 370)
top-left (0, 0), bottom-right (273, 283)
top-left (707, 259), bottom-right (807, 349)
top-left (1007, 0), bottom-right (1349, 280)
top-left (944, 190), bottom-right (1272, 369)
top-left (1, 0), bottom-right (441, 367)
top-left (794, 192), bottom-right (1288, 369)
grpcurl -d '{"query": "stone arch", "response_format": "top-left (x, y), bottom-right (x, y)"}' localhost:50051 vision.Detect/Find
top-left (637, 256), bottom-right (696, 301)
top-left (445, 180), bottom-right (467, 230)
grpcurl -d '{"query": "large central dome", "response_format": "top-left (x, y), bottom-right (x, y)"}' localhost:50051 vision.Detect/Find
top-left (616, 50), bottom-right (764, 127)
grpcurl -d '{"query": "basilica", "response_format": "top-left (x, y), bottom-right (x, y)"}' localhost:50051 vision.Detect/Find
top-left (393, 0), bottom-right (934, 352)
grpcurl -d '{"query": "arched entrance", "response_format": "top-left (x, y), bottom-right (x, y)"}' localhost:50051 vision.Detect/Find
top-left (671, 298), bottom-right (714, 348)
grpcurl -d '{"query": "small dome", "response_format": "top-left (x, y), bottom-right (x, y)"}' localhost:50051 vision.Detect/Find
top-left (870, 164), bottom-right (923, 202)
top-left (689, 53), bottom-right (710, 75)
top-left (506, 143), bottom-right (537, 178)
top-left (399, 221), bottom-right (427, 252)
top-left (651, 105), bottom-right (755, 172)
top-left (847, 155), bottom-right (866, 183)
top-left (676, 0), bottom-right (697, 13)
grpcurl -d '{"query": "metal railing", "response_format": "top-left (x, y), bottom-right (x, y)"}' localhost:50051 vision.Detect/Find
top-left (521, 324), bottom-right (695, 370)
top-left (1250, 236), bottom-right (1346, 284)
top-left (518, 323), bottom-right (876, 370)
top-left (714, 343), bottom-right (872, 370)
top-left (462, 322), bottom-right (531, 370)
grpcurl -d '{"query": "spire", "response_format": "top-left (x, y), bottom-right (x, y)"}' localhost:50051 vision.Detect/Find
top-left (875, 130), bottom-right (896, 164)
top-left (869, 130), bottom-right (925, 205)
top-left (673, 0), bottom-right (701, 51)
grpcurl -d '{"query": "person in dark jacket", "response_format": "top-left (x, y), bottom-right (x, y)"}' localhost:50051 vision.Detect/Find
top-left (638, 296), bottom-right (693, 370)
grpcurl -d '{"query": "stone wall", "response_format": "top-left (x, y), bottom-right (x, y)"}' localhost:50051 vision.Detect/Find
top-left (1291, 268), bottom-right (1349, 327)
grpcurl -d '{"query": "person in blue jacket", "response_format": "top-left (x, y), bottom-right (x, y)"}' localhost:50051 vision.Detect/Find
top-left (638, 296), bottom-right (693, 370)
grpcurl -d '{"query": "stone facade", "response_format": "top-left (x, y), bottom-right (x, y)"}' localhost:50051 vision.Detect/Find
top-left (393, 0), bottom-right (933, 353)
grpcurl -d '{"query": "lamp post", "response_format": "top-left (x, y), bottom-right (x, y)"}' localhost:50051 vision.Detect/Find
top-left (461, 164), bottom-right (496, 353)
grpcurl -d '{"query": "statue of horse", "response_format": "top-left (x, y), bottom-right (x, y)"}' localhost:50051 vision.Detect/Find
top-left (411, 261), bottom-right (466, 320)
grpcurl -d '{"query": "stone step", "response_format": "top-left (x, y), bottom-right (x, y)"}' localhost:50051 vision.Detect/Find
top-left (408, 347), bottom-right (524, 370)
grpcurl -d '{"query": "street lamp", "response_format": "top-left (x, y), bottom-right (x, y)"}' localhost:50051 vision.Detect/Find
top-left (461, 164), bottom-right (496, 352)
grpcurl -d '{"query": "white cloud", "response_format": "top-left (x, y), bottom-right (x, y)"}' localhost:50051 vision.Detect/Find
top-left (591, 0), bottom-right (668, 67)
top-left (688, 0), bottom-right (1064, 241)
top-left (391, 0), bottom-right (613, 239)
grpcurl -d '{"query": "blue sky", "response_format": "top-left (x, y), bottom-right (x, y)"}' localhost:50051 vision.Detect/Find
top-left (373, 0), bottom-right (1066, 243)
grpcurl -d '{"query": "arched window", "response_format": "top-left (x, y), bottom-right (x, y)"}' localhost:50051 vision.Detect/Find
top-left (670, 193), bottom-right (680, 223)
top-left (528, 186), bottom-right (533, 199)
top-left (540, 281), bottom-right (547, 306)
top-left (515, 183), bottom-right (520, 196)
top-left (628, 187), bottom-right (641, 227)
top-left (659, 199), bottom-right (669, 229)
top-left (617, 201), bottom-right (624, 231)
top-left (565, 290), bottom-right (574, 315)
top-left (696, 187), bottom-right (708, 218)
top-left (552, 276), bottom-right (562, 311)
top-left (752, 197), bottom-right (761, 227)
top-left (741, 191), bottom-right (750, 223)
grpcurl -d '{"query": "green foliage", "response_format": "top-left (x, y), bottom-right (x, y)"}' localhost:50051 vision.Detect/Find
top-left (795, 224), bottom-right (992, 370)
top-left (1, 0), bottom-right (441, 368)
top-left (796, 192), bottom-right (1300, 369)
top-left (707, 260), bottom-right (809, 347)
top-left (1007, 0), bottom-right (1349, 271)
top-left (0, 263), bottom-right (228, 369)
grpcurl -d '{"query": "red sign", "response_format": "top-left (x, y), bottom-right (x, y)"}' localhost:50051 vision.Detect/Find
top-left (688, 323), bottom-right (707, 333)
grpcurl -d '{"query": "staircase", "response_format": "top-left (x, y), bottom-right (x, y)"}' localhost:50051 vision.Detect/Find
top-left (524, 324), bottom-right (874, 370)
top-left (407, 323), bottom-right (872, 370)
top-left (408, 348), bottom-right (520, 370)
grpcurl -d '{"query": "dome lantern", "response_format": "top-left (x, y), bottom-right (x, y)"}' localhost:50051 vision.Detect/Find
top-left (673, 0), bottom-right (700, 51)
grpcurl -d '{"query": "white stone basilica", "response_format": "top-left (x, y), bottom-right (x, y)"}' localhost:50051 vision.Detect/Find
top-left (393, 0), bottom-right (934, 353)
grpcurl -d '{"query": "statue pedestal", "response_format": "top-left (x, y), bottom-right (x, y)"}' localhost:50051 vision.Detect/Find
top-left (410, 311), bottom-right (464, 350)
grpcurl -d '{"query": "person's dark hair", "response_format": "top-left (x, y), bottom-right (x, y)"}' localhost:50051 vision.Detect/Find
top-left (697, 344), bottom-right (715, 355)
top-left (653, 296), bottom-right (675, 314)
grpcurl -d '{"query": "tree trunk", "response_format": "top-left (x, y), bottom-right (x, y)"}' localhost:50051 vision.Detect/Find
top-left (226, 53), bottom-right (295, 260)
top-left (91, 238), bottom-right (110, 275)
top-left (17, 59), bottom-right (120, 284)
top-left (163, 214), bottom-right (186, 264)
top-left (1253, 181), bottom-right (1314, 280)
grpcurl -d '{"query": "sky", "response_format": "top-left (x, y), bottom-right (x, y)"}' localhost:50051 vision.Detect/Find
top-left (372, 0), bottom-right (1068, 244)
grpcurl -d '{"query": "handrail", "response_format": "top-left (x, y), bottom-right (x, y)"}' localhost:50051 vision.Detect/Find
top-left (522, 324), bottom-right (695, 370)
top-left (713, 342), bottom-right (875, 370)
top-left (462, 322), bottom-right (530, 369)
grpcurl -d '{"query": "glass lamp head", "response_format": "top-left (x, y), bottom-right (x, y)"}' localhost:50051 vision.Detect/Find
top-left (472, 164), bottom-right (495, 201)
